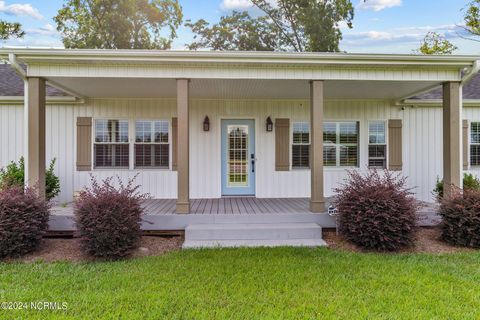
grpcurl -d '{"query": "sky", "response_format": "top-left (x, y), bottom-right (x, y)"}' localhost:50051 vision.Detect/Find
top-left (0, 0), bottom-right (478, 54)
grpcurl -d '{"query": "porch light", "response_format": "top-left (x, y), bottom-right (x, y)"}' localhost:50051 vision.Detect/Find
top-left (266, 116), bottom-right (273, 132)
top-left (203, 116), bottom-right (210, 132)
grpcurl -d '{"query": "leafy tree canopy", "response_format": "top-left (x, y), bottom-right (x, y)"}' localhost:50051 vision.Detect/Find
top-left (0, 20), bottom-right (25, 41)
top-left (417, 32), bottom-right (457, 55)
top-left (54, 0), bottom-right (183, 49)
top-left (464, 0), bottom-right (480, 41)
top-left (187, 0), bottom-right (355, 52)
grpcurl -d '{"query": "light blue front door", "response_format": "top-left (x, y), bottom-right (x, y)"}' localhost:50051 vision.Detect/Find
top-left (221, 120), bottom-right (256, 196)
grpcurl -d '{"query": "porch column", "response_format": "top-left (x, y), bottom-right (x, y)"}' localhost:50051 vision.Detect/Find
top-left (25, 77), bottom-right (46, 198)
top-left (176, 79), bottom-right (190, 213)
top-left (443, 81), bottom-right (463, 197)
top-left (310, 81), bottom-right (325, 212)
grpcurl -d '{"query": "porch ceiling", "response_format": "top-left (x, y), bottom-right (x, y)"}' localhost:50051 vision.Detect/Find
top-left (44, 77), bottom-right (440, 100)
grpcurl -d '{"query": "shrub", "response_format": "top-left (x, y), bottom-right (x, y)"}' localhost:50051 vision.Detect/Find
top-left (333, 170), bottom-right (419, 251)
top-left (74, 176), bottom-right (146, 259)
top-left (0, 157), bottom-right (60, 200)
top-left (434, 173), bottom-right (480, 199)
top-left (439, 188), bottom-right (480, 248)
top-left (0, 186), bottom-right (50, 258)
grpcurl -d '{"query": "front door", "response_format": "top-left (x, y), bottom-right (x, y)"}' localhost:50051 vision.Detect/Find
top-left (221, 120), bottom-right (255, 196)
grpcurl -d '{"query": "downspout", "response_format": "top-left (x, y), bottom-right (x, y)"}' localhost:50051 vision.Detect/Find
top-left (8, 53), bottom-right (85, 103)
top-left (395, 60), bottom-right (480, 106)
top-left (8, 53), bottom-right (26, 80)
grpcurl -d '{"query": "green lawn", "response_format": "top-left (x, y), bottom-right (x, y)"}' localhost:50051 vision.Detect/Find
top-left (1, 248), bottom-right (480, 319)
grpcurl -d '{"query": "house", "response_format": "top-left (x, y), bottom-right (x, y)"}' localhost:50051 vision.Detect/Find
top-left (0, 49), bottom-right (479, 246)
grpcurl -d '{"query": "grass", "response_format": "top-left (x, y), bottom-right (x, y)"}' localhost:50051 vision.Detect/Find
top-left (1, 248), bottom-right (480, 319)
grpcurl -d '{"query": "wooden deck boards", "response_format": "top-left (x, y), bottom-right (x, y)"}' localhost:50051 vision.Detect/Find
top-left (140, 198), bottom-right (312, 215)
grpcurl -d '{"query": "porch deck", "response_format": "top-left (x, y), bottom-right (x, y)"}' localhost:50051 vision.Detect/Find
top-left (141, 198), bottom-right (314, 215)
top-left (48, 197), bottom-right (440, 232)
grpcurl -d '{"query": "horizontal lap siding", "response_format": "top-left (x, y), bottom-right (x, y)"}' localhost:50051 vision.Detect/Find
top-left (0, 99), bottom-right (456, 203)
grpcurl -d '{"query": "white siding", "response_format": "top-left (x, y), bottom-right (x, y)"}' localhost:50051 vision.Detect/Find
top-left (27, 64), bottom-right (461, 82)
top-left (1, 98), bottom-right (478, 204)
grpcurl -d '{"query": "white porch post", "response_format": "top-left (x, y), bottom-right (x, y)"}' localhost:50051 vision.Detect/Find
top-left (310, 80), bottom-right (325, 212)
top-left (176, 79), bottom-right (190, 213)
top-left (443, 81), bottom-right (463, 197)
top-left (25, 77), bottom-right (46, 198)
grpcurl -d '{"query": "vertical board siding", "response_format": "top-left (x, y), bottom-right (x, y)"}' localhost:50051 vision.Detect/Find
top-left (3, 99), bottom-right (480, 203)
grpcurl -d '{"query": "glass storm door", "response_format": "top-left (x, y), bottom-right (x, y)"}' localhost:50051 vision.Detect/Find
top-left (221, 120), bottom-right (256, 196)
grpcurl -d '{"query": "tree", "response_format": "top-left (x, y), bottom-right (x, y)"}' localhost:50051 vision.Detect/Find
top-left (463, 0), bottom-right (480, 41)
top-left (54, 0), bottom-right (183, 49)
top-left (0, 20), bottom-right (25, 41)
top-left (417, 32), bottom-right (457, 55)
top-left (187, 0), bottom-right (355, 52)
top-left (186, 11), bottom-right (281, 51)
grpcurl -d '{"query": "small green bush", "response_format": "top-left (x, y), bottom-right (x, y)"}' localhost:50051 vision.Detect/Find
top-left (434, 173), bottom-right (480, 199)
top-left (0, 157), bottom-right (60, 200)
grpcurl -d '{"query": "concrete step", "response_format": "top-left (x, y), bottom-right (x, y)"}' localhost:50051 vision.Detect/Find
top-left (183, 223), bottom-right (326, 248)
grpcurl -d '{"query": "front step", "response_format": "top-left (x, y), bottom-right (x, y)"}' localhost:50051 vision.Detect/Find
top-left (183, 223), bottom-right (327, 248)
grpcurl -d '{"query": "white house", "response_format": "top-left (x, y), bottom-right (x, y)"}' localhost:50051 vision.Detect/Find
top-left (0, 49), bottom-right (479, 245)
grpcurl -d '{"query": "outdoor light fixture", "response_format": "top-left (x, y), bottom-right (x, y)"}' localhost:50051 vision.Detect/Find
top-left (266, 116), bottom-right (273, 132)
top-left (203, 116), bottom-right (210, 131)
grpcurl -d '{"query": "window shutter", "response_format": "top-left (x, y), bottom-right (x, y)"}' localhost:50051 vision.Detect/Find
top-left (172, 117), bottom-right (178, 171)
top-left (275, 118), bottom-right (290, 171)
top-left (76, 117), bottom-right (92, 171)
top-left (388, 119), bottom-right (402, 171)
top-left (463, 120), bottom-right (469, 170)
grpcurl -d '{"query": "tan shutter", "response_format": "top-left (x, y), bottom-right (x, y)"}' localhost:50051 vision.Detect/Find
top-left (275, 118), bottom-right (290, 171)
top-left (76, 117), bottom-right (92, 171)
top-left (172, 117), bottom-right (178, 171)
top-left (463, 120), bottom-right (469, 170)
top-left (388, 119), bottom-right (402, 171)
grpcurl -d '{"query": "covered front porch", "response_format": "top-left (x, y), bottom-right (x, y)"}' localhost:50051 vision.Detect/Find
top-left (2, 49), bottom-right (474, 217)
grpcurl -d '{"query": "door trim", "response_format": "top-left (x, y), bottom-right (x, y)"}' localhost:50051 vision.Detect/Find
top-left (221, 119), bottom-right (256, 196)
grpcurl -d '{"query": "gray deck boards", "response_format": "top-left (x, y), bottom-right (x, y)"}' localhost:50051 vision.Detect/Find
top-left (140, 198), bottom-right (313, 215)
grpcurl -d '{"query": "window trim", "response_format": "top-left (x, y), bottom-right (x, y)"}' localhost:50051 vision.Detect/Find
top-left (367, 120), bottom-right (387, 169)
top-left (323, 121), bottom-right (360, 168)
top-left (470, 121), bottom-right (480, 167)
top-left (134, 119), bottom-right (170, 169)
top-left (93, 118), bottom-right (130, 169)
top-left (291, 121), bottom-right (311, 170)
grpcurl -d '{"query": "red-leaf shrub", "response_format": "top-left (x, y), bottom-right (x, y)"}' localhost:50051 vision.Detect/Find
top-left (439, 188), bottom-right (480, 248)
top-left (333, 170), bottom-right (419, 251)
top-left (0, 186), bottom-right (50, 258)
top-left (75, 176), bottom-right (147, 259)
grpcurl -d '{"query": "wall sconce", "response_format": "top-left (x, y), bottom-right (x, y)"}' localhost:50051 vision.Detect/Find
top-left (203, 116), bottom-right (210, 132)
top-left (266, 116), bottom-right (273, 132)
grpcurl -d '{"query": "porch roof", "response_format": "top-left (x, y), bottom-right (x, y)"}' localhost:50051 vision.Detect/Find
top-left (1, 49), bottom-right (479, 102)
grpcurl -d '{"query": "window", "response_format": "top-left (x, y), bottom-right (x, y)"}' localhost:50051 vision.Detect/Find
top-left (471, 122), bottom-right (480, 166)
top-left (135, 120), bottom-right (169, 169)
top-left (323, 122), bottom-right (359, 167)
top-left (292, 122), bottom-right (310, 168)
top-left (94, 120), bottom-right (129, 168)
top-left (368, 121), bottom-right (387, 168)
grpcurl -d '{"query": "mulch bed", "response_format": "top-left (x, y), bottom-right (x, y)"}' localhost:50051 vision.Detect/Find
top-left (323, 227), bottom-right (475, 254)
top-left (4, 227), bottom-right (476, 263)
top-left (9, 236), bottom-right (184, 263)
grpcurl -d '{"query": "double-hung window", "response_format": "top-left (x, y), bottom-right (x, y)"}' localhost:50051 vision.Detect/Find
top-left (471, 122), bottom-right (480, 166)
top-left (292, 122), bottom-right (310, 169)
top-left (94, 119), bottom-right (129, 168)
top-left (323, 122), bottom-right (359, 167)
top-left (368, 121), bottom-right (387, 168)
top-left (135, 120), bottom-right (169, 169)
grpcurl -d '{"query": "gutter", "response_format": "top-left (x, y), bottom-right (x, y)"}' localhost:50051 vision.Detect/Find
top-left (0, 96), bottom-right (83, 105)
top-left (7, 53), bottom-right (85, 103)
top-left (395, 59), bottom-right (480, 106)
